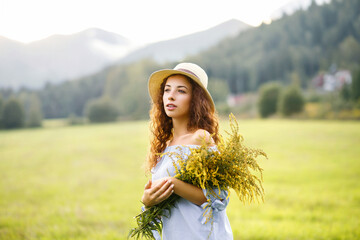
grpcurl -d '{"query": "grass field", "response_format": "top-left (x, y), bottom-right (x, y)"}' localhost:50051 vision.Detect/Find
top-left (1, 119), bottom-right (360, 240)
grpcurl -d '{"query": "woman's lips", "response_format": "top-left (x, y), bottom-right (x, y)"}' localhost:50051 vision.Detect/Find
top-left (166, 103), bottom-right (177, 110)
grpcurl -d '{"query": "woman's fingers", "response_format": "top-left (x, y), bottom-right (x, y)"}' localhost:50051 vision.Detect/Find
top-left (157, 183), bottom-right (174, 201)
top-left (144, 179), bottom-right (152, 189)
top-left (143, 178), bottom-right (175, 206)
top-left (153, 180), bottom-right (173, 198)
top-left (150, 179), bottom-right (168, 193)
top-left (143, 179), bottom-right (173, 207)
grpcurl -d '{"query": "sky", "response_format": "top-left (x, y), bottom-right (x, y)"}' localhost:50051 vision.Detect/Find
top-left (0, 0), bottom-right (327, 45)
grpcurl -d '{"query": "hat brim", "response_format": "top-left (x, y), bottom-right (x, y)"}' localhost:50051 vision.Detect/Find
top-left (148, 69), bottom-right (215, 111)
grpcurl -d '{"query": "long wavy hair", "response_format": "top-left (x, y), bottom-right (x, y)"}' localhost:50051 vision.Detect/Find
top-left (146, 74), bottom-right (219, 173)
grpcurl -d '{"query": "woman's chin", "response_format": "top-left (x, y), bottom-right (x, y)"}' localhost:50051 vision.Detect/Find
top-left (165, 111), bottom-right (176, 118)
top-left (165, 111), bottom-right (187, 119)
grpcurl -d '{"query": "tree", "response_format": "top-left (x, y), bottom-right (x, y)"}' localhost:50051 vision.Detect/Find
top-left (340, 83), bottom-right (352, 102)
top-left (278, 85), bottom-right (305, 116)
top-left (2, 97), bottom-right (25, 129)
top-left (258, 82), bottom-right (282, 118)
top-left (27, 94), bottom-right (43, 127)
top-left (338, 36), bottom-right (360, 71)
top-left (207, 78), bottom-right (229, 104)
top-left (0, 94), bottom-right (3, 128)
top-left (352, 68), bottom-right (360, 101)
top-left (85, 98), bottom-right (118, 123)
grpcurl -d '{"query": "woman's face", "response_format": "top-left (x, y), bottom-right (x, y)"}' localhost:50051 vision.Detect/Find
top-left (163, 75), bottom-right (192, 119)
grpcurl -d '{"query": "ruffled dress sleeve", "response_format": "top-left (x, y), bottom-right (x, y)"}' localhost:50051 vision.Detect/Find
top-left (200, 188), bottom-right (229, 225)
top-left (195, 146), bottom-right (230, 225)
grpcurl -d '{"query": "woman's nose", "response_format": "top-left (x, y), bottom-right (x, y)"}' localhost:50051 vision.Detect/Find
top-left (167, 91), bottom-right (175, 100)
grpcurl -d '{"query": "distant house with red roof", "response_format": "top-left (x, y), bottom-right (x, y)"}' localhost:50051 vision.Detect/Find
top-left (312, 69), bottom-right (352, 92)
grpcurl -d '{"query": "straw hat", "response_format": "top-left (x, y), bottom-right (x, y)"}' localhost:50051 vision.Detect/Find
top-left (148, 63), bottom-right (215, 111)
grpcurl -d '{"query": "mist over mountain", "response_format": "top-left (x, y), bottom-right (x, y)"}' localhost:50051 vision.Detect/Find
top-left (0, 19), bottom-right (250, 90)
top-left (119, 19), bottom-right (251, 64)
top-left (0, 28), bottom-right (135, 90)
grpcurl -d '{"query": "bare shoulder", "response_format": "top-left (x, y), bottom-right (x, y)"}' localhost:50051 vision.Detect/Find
top-left (190, 129), bottom-right (215, 146)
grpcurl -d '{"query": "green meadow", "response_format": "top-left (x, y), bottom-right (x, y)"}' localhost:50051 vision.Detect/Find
top-left (1, 119), bottom-right (360, 240)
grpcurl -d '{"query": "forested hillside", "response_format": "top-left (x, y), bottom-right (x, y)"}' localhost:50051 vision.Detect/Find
top-left (189, 0), bottom-right (360, 94)
top-left (1, 0), bottom-right (359, 119)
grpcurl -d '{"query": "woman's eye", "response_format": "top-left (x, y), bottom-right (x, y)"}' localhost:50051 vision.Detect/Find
top-left (164, 89), bottom-right (170, 92)
top-left (179, 90), bottom-right (186, 93)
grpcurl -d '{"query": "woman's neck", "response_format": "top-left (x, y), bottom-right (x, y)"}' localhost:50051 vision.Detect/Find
top-left (171, 116), bottom-right (191, 139)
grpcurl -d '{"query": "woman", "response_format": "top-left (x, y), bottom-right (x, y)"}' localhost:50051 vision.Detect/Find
top-left (141, 63), bottom-right (233, 239)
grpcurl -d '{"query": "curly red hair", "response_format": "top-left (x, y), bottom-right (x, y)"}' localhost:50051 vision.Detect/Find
top-left (146, 74), bottom-right (219, 173)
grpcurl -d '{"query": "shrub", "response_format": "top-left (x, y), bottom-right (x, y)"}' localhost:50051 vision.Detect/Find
top-left (26, 94), bottom-right (43, 128)
top-left (352, 68), bottom-right (360, 101)
top-left (0, 94), bottom-right (3, 128)
top-left (67, 113), bottom-right (85, 125)
top-left (278, 85), bottom-right (305, 116)
top-left (2, 97), bottom-right (25, 129)
top-left (258, 82), bottom-right (282, 118)
top-left (85, 98), bottom-right (118, 123)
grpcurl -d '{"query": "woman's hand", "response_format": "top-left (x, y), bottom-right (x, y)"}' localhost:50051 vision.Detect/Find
top-left (141, 178), bottom-right (174, 207)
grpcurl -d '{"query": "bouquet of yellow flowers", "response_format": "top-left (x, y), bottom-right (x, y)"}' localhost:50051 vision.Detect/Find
top-left (129, 114), bottom-right (267, 239)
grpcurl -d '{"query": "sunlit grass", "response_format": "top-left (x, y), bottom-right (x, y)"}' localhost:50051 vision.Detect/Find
top-left (0, 119), bottom-right (359, 239)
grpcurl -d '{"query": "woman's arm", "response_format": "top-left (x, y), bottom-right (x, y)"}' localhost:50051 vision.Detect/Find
top-left (167, 177), bottom-right (207, 206)
top-left (143, 177), bottom-right (207, 207)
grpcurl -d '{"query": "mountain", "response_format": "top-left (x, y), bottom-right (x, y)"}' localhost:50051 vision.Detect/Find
top-left (119, 19), bottom-right (251, 64)
top-left (0, 20), bottom-right (250, 90)
top-left (0, 28), bottom-right (136, 89)
top-left (0, 37), bottom-right (30, 89)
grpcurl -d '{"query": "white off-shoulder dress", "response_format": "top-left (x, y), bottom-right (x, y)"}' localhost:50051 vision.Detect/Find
top-left (150, 145), bottom-right (233, 240)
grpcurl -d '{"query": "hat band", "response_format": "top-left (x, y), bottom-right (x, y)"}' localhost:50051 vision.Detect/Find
top-left (176, 68), bottom-right (199, 80)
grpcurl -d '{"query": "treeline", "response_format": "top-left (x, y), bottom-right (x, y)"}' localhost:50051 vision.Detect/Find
top-left (0, 60), bottom-right (164, 120)
top-left (0, 0), bottom-right (359, 122)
